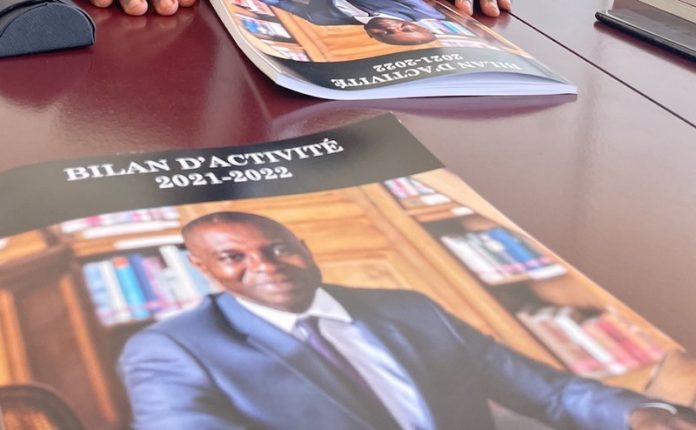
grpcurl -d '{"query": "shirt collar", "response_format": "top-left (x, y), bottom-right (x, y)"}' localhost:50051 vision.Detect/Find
top-left (235, 287), bottom-right (353, 333)
top-left (332, 0), bottom-right (402, 24)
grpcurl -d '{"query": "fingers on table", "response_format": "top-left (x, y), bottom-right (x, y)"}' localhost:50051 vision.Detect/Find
top-left (452, 0), bottom-right (511, 17)
top-left (151, 0), bottom-right (179, 16)
top-left (91, 0), bottom-right (197, 15)
top-left (139, 0), bottom-right (197, 15)
top-left (118, 0), bottom-right (149, 15)
top-left (453, 0), bottom-right (474, 16)
top-left (89, 0), bottom-right (115, 8)
top-left (480, 0), bottom-right (501, 17)
top-left (497, 0), bottom-right (512, 12)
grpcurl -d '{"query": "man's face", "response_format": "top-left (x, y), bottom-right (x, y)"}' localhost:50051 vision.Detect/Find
top-left (365, 18), bottom-right (435, 45)
top-left (186, 221), bottom-right (322, 313)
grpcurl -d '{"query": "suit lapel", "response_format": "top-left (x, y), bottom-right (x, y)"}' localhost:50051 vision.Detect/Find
top-left (214, 293), bottom-right (379, 429)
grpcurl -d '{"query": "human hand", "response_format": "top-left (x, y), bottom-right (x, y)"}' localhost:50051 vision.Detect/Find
top-left (629, 407), bottom-right (696, 430)
top-left (88, 0), bottom-right (196, 16)
top-left (451, 0), bottom-right (511, 17)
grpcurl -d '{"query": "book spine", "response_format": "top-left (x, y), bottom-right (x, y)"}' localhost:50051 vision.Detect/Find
top-left (477, 232), bottom-right (525, 275)
top-left (409, 178), bottom-right (434, 195)
top-left (247, 0), bottom-right (261, 13)
top-left (128, 254), bottom-right (160, 311)
top-left (98, 213), bottom-right (120, 226)
top-left (517, 309), bottom-right (603, 376)
top-left (443, 21), bottom-right (460, 33)
top-left (131, 209), bottom-right (152, 222)
top-left (526, 264), bottom-right (567, 280)
top-left (178, 249), bottom-right (213, 295)
top-left (441, 235), bottom-right (505, 284)
top-left (419, 193), bottom-right (451, 206)
top-left (97, 260), bottom-right (131, 323)
top-left (418, 20), bottom-right (442, 34)
top-left (60, 218), bottom-right (90, 233)
top-left (140, 256), bottom-right (180, 312)
top-left (487, 227), bottom-right (543, 269)
top-left (82, 262), bottom-right (115, 325)
top-left (464, 233), bottom-right (508, 278)
top-left (597, 313), bottom-right (665, 363)
top-left (112, 256), bottom-right (150, 319)
top-left (157, 206), bottom-right (181, 220)
top-left (251, 0), bottom-right (273, 15)
top-left (396, 177), bottom-right (419, 197)
top-left (160, 245), bottom-right (201, 306)
top-left (553, 308), bottom-right (627, 375)
top-left (582, 318), bottom-right (641, 370)
top-left (384, 179), bottom-right (409, 199)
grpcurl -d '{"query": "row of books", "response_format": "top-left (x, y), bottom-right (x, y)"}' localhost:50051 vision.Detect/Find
top-left (517, 306), bottom-right (666, 378)
top-left (60, 207), bottom-right (181, 239)
top-left (231, 0), bottom-right (273, 16)
top-left (81, 245), bottom-right (219, 326)
top-left (440, 228), bottom-right (566, 285)
top-left (384, 177), bottom-right (451, 208)
top-left (239, 15), bottom-right (292, 39)
top-left (272, 45), bottom-right (310, 61)
top-left (419, 19), bottom-right (474, 37)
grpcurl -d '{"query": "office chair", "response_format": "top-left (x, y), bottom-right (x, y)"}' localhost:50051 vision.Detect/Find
top-left (0, 384), bottom-right (85, 430)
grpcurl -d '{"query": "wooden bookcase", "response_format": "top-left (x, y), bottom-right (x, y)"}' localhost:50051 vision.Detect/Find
top-left (0, 172), bottom-right (692, 429)
top-left (0, 231), bottom-right (121, 430)
top-left (365, 170), bottom-right (683, 392)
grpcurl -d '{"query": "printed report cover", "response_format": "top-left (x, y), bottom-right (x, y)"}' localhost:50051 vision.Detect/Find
top-left (209, 0), bottom-right (576, 99)
top-left (0, 115), bottom-right (692, 430)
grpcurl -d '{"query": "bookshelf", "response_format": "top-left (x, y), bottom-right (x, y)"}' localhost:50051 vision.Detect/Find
top-left (0, 178), bottom-right (693, 429)
top-left (53, 209), bottom-right (222, 353)
top-left (369, 170), bottom-right (684, 393)
top-left (0, 231), bottom-right (50, 263)
top-left (224, 0), bottom-right (312, 61)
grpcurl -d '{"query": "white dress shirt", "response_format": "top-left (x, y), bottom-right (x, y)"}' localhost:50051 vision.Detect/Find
top-left (236, 288), bottom-right (428, 430)
top-left (332, 0), bottom-right (399, 24)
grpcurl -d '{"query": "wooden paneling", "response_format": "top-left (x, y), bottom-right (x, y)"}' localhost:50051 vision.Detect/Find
top-left (645, 351), bottom-right (696, 407)
top-left (0, 231), bottom-right (48, 265)
top-left (179, 188), bottom-right (494, 334)
top-left (14, 275), bottom-right (114, 429)
top-left (0, 239), bottom-right (119, 429)
top-left (0, 290), bottom-right (30, 385)
top-left (275, 10), bottom-right (440, 61)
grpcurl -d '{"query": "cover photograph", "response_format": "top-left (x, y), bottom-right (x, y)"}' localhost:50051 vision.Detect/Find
top-left (209, 0), bottom-right (576, 98)
top-left (0, 116), bottom-right (692, 430)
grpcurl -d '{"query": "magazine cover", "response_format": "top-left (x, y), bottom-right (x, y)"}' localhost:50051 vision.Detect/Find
top-left (209, 0), bottom-right (576, 98)
top-left (0, 115), bottom-right (693, 430)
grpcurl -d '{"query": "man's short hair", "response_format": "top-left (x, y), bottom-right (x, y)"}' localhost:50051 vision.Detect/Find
top-left (182, 212), bottom-right (281, 243)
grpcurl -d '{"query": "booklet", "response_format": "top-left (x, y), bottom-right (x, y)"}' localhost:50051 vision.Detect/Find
top-left (0, 116), bottom-right (688, 429)
top-left (209, 0), bottom-right (576, 99)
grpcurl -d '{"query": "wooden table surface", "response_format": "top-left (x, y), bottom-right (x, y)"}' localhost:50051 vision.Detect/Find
top-left (1, 0), bottom-right (695, 354)
top-left (511, 0), bottom-right (696, 126)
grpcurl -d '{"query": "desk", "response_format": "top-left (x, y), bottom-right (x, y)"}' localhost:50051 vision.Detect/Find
top-left (510, 0), bottom-right (696, 125)
top-left (0, 1), bottom-right (695, 427)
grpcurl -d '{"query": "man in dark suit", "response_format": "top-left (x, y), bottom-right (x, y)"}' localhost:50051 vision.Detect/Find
top-left (260, 0), bottom-right (445, 26)
top-left (119, 212), bottom-right (696, 430)
top-left (258, 0), bottom-right (443, 45)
